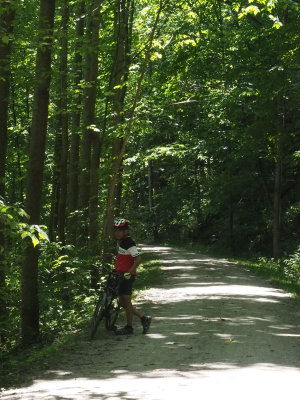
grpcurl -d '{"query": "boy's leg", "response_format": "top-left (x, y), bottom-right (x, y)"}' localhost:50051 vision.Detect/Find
top-left (116, 278), bottom-right (152, 335)
top-left (119, 294), bottom-right (143, 326)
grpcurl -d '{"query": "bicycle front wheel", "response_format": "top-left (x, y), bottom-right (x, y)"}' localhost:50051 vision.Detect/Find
top-left (105, 297), bottom-right (120, 331)
top-left (88, 291), bottom-right (107, 340)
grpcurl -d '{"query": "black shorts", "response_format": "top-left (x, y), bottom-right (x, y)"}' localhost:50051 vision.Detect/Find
top-left (117, 274), bottom-right (136, 296)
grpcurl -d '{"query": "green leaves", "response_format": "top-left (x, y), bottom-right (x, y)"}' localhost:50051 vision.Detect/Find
top-left (269, 14), bottom-right (283, 29)
top-left (21, 225), bottom-right (50, 247)
top-left (0, 198), bottom-right (49, 248)
top-left (121, 0), bottom-right (300, 256)
top-left (238, 5), bottom-right (261, 18)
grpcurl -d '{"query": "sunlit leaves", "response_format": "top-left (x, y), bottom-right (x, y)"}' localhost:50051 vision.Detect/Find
top-left (236, 0), bottom-right (291, 29)
top-left (150, 51), bottom-right (162, 61)
top-left (269, 14), bottom-right (282, 28)
top-left (122, 0), bottom-right (300, 255)
top-left (238, 4), bottom-right (261, 18)
top-left (0, 198), bottom-right (49, 248)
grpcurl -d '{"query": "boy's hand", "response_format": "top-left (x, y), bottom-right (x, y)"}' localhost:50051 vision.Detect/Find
top-left (124, 272), bottom-right (131, 280)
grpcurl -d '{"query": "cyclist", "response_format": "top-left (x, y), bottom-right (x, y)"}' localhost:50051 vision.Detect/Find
top-left (113, 218), bottom-right (152, 335)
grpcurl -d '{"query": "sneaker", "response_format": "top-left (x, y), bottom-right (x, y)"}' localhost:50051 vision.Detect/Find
top-left (141, 315), bottom-right (152, 334)
top-left (115, 325), bottom-right (134, 335)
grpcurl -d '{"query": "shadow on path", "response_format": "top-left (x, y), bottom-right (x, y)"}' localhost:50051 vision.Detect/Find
top-left (2, 245), bottom-right (300, 400)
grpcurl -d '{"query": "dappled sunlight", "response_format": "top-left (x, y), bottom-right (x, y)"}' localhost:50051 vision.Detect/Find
top-left (269, 324), bottom-right (296, 330)
top-left (172, 281), bottom-right (228, 286)
top-left (270, 333), bottom-right (300, 338)
top-left (138, 284), bottom-right (290, 304)
top-left (146, 333), bottom-right (167, 339)
top-left (5, 362), bottom-right (300, 400)
top-left (3, 245), bottom-right (300, 400)
top-left (161, 266), bottom-right (197, 271)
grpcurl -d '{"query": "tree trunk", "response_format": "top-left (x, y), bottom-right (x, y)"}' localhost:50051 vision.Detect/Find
top-left (89, 131), bottom-right (101, 255)
top-left (147, 159), bottom-right (159, 241)
top-left (112, 0), bottom-right (133, 212)
top-left (273, 155), bottom-right (282, 259)
top-left (57, 0), bottom-right (69, 244)
top-left (10, 82), bottom-right (24, 203)
top-left (115, 167), bottom-right (123, 216)
top-left (49, 132), bottom-right (61, 242)
top-left (0, 0), bottom-right (15, 343)
top-left (101, 0), bottom-right (167, 258)
top-left (101, 0), bottom-right (134, 260)
top-left (78, 0), bottom-right (102, 214)
top-left (229, 192), bottom-right (235, 254)
top-left (273, 101), bottom-right (284, 260)
top-left (22, 0), bottom-right (56, 345)
top-left (111, 0), bottom-right (129, 169)
top-left (68, 0), bottom-right (85, 240)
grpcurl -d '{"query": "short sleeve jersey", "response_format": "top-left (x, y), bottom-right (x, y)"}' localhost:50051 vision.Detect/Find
top-left (115, 236), bottom-right (140, 275)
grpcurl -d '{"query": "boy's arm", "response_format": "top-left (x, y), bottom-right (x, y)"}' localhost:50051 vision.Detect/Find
top-left (128, 255), bottom-right (142, 274)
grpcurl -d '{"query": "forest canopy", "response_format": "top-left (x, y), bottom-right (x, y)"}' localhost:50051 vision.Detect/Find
top-left (0, 0), bottom-right (299, 347)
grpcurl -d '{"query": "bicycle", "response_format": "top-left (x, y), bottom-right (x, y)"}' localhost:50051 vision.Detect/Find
top-left (88, 264), bottom-right (122, 340)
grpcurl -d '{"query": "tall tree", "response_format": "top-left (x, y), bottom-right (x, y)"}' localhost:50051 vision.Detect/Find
top-left (68, 0), bottom-right (85, 239)
top-left (88, 127), bottom-right (101, 256)
top-left (21, 0), bottom-right (56, 344)
top-left (57, 0), bottom-right (70, 244)
top-left (78, 0), bottom-right (102, 213)
top-left (111, 0), bottom-right (134, 213)
top-left (101, 0), bottom-right (169, 258)
top-left (0, 0), bottom-right (16, 342)
top-left (273, 99), bottom-right (284, 260)
top-left (48, 0), bottom-right (69, 244)
top-left (100, 0), bottom-right (133, 260)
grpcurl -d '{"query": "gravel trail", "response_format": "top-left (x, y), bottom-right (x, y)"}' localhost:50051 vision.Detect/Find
top-left (2, 245), bottom-right (300, 400)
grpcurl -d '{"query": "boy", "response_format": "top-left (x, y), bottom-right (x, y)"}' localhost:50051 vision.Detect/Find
top-left (113, 218), bottom-right (152, 335)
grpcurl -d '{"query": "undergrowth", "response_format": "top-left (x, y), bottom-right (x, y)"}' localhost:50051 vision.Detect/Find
top-left (0, 249), bottom-right (162, 391)
top-left (233, 248), bottom-right (300, 298)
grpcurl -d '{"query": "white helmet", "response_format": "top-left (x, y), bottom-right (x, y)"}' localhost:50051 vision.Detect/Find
top-left (113, 218), bottom-right (129, 231)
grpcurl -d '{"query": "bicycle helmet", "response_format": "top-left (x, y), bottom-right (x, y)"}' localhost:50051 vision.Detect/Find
top-left (113, 218), bottom-right (129, 231)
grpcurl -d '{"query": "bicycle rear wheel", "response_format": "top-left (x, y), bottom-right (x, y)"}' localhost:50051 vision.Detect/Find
top-left (105, 297), bottom-right (120, 331)
top-left (88, 291), bottom-right (107, 340)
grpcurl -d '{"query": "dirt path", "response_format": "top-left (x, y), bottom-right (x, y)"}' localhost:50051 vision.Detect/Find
top-left (2, 245), bottom-right (300, 400)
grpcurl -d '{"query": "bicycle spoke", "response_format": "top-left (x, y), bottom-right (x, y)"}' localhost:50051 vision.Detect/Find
top-left (88, 291), bottom-right (107, 340)
top-left (105, 297), bottom-right (120, 331)
top-left (88, 267), bottom-right (121, 338)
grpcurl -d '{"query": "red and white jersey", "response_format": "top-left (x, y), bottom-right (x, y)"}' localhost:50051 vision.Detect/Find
top-left (115, 236), bottom-right (140, 275)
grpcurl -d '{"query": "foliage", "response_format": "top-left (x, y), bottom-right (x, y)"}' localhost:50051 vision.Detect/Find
top-left (253, 248), bottom-right (300, 295)
top-left (0, 0), bottom-right (299, 358)
top-left (134, 251), bottom-right (163, 290)
top-left (0, 197), bottom-right (49, 249)
top-left (122, 0), bottom-right (300, 257)
top-left (282, 248), bottom-right (300, 284)
top-left (0, 249), bottom-right (163, 390)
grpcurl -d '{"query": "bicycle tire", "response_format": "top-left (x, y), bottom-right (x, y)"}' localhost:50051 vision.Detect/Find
top-left (105, 297), bottom-right (120, 331)
top-left (88, 291), bottom-right (107, 340)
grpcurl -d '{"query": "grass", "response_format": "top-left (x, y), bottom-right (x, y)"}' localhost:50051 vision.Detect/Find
top-left (229, 257), bottom-right (300, 299)
top-left (134, 251), bottom-right (163, 291)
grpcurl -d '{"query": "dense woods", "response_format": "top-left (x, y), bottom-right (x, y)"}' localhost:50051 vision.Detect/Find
top-left (0, 0), bottom-right (299, 349)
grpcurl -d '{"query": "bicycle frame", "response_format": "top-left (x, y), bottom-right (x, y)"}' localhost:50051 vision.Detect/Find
top-left (88, 265), bottom-right (121, 340)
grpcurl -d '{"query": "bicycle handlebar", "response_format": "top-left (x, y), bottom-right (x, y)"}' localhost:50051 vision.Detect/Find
top-left (91, 264), bottom-right (115, 274)
top-left (91, 264), bottom-right (132, 283)
top-left (91, 264), bottom-right (132, 279)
